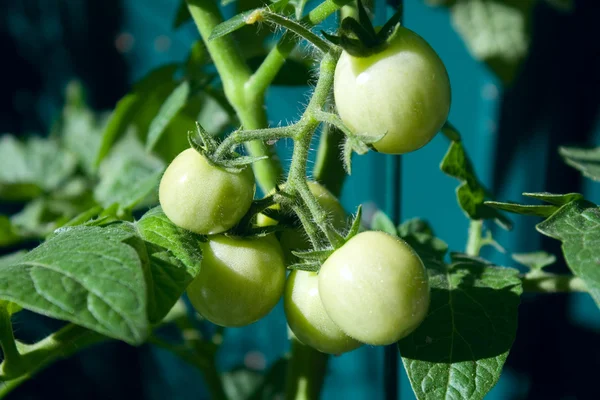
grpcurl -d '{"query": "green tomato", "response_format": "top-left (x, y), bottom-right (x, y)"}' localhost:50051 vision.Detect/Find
top-left (159, 148), bottom-right (255, 235)
top-left (318, 231), bottom-right (430, 345)
top-left (186, 234), bottom-right (286, 327)
top-left (334, 26), bottom-right (451, 154)
top-left (284, 270), bottom-right (362, 355)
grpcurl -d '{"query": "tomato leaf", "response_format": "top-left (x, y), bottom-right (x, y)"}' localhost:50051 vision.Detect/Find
top-left (484, 200), bottom-right (556, 218)
top-left (0, 216), bottom-right (21, 247)
top-left (95, 134), bottom-right (165, 211)
top-left (371, 211), bottom-right (397, 235)
top-left (440, 140), bottom-right (512, 229)
top-left (95, 65), bottom-right (179, 166)
top-left (521, 192), bottom-right (583, 206)
top-left (536, 200), bottom-right (600, 308)
top-left (146, 81), bottom-right (191, 152)
top-left (512, 251), bottom-right (557, 272)
top-left (0, 135), bottom-right (77, 201)
top-left (0, 226), bottom-right (150, 345)
top-left (136, 207), bottom-right (204, 324)
top-left (559, 146), bottom-right (600, 181)
top-left (399, 254), bottom-right (522, 400)
top-left (449, 0), bottom-right (535, 84)
top-left (209, 9), bottom-right (261, 41)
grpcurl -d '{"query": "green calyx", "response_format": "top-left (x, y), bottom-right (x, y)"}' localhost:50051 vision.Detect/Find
top-left (322, 1), bottom-right (404, 58)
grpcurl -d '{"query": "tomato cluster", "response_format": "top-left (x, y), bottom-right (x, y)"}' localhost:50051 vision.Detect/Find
top-left (157, 24), bottom-right (444, 352)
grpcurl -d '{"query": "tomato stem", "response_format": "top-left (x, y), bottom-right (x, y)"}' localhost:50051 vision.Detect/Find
top-left (0, 308), bottom-right (23, 378)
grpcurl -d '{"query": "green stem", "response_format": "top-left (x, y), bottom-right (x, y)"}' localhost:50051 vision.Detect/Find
top-left (214, 126), bottom-right (297, 161)
top-left (284, 338), bottom-right (328, 400)
top-left (465, 219), bottom-right (483, 256)
top-left (246, 0), bottom-right (353, 97)
top-left (0, 309), bottom-right (22, 377)
top-left (313, 123), bottom-right (346, 197)
top-left (186, 0), bottom-right (282, 193)
top-left (521, 272), bottom-right (588, 293)
top-left (0, 324), bottom-right (104, 398)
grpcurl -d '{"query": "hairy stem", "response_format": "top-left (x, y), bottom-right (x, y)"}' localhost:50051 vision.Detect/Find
top-left (0, 309), bottom-right (22, 377)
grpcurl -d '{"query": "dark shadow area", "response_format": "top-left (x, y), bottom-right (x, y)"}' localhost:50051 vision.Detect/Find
top-left (492, 0), bottom-right (600, 399)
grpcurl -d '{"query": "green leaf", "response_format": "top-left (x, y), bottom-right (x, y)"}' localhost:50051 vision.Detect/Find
top-left (0, 136), bottom-right (77, 201)
top-left (522, 192), bottom-right (583, 206)
top-left (536, 200), bottom-right (600, 308)
top-left (95, 134), bottom-right (165, 210)
top-left (397, 218), bottom-right (449, 265)
top-left (146, 81), bottom-right (191, 152)
top-left (174, 0), bottom-right (192, 28)
top-left (0, 216), bottom-right (21, 247)
top-left (0, 253), bottom-right (26, 314)
top-left (484, 200), bottom-right (556, 218)
top-left (450, 0), bottom-right (534, 83)
top-left (0, 226), bottom-right (150, 344)
top-left (291, 248), bottom-right (333, 262)
top-left (440, 141), bottom-right (512, 229)
top-left (136, 207), bottom-right (203, 323)
top-left (559, 146), bottom-right (600, 181)
top-left (371, 211), bottom-right (397, 235)
top-left (512, 251), bottom-right (556, 271)
top-left (210, 9), bottom-right (262, 41)
top-left (399, 254), bottom-right (522, 400)
top-left (95, 65), bottom-right (179, 166)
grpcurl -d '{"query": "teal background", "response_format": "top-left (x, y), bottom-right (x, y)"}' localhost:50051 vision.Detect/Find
top-left (1, 0), bottom-right (599, 399)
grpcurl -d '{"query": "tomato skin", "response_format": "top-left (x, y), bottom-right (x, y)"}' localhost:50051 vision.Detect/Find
top-left (284, 270), bottom-right (362, 355)
top-left (334, 26), bottom-right (451, 154)
top-left (186, 234), bottom-right (286, 327)
top-left (159, 148), bottom-right (255, 235)
top-left (318, 231), bottom-right (430, 345)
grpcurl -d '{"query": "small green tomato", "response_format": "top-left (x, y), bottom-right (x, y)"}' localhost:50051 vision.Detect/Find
top-left (318, 231), bottom-right (430, 346)
top-left (159, 148), bottom-right (255, 235)
top-left (186, 234), bottom-right (286, 327)
top-left (284, 270), bottom-right (362, 355)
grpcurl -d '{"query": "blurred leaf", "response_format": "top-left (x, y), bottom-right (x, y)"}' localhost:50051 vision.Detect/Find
top-left (222, 358), bottom-right (287, 400)
top-left (544, 0), bottom-right (573, 11)
top-left (59, 82), bottom-right (105, 176)
top-left (95, 134), bottom-right (165, 211)
top-left (536, 200), bottom-right (600, 308)
top-left (0, 226), bottom-right (149, 345)
top-left (512, 251), bottom-right (556, 271)
top-left (0, 216), bottom-right (20, 247)
top-left (397, 218), bottom-right (449, 262)
top-left (371, 211), bottom-right (397, 235)
top-left (146, 81), bottom-right (191, 152)
top-left (95, 65), bottom-right (179, 166)
top-left (559, 146), bottom-right (600, 181)
top-left (440, 140), bottom-right (512, 229)
top-left (0, 136), bottom-right (77, 201)
top-left (399, 254), bottom-right (522, 400)
top-left (447, 0), bottom-right (534, 84)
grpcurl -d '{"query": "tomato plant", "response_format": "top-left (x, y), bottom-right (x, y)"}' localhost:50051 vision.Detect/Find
top-left (186, 234), bottom-right (286, 327)
top-left (159, 148), bottom-right (255, 235)
top-left (0, 0), bottom-right (597, 399)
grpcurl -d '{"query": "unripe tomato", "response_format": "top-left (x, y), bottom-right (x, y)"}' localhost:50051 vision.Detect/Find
top-left (318, 231), bottom-right (430, 345)
top-left (284, 270), bottom-right (362, 355)
top-left (159, 148), bottom-right (255, 235)
top-left (334, 26), bottom-right (451, 154)
top-left (186, 234), bottom-right (286, 327)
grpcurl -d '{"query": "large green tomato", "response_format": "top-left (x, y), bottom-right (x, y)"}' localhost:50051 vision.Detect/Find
top-left (159, 148), bottom-right (255, 235)
top-left (186, 234), bottom-right (286, 327)
top-left (334, 26), bottom-right (451, 154)
top-left (284, 270), bottom-right (362, 355)
top-left (318, 231), bottom-right (430, 345)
